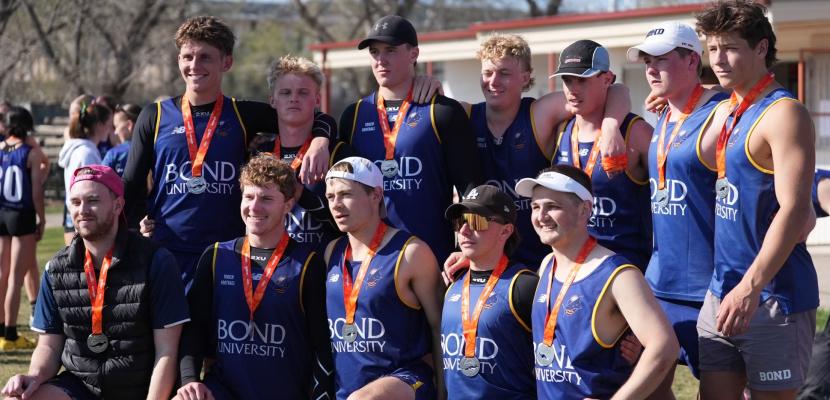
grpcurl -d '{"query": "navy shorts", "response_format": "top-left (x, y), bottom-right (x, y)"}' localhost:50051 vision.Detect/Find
top-left (44, 371), bottom-right (99, 400)
top-left (656, 296), bottom-right (703, 378)
top-left (384, 360), bottom-right (436, 400)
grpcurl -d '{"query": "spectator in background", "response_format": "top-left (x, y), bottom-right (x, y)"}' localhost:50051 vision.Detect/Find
top-left (90, 95), bottom-right (119, 158)
top-left (0, 107), bottom-right (46, 351)
top-left (58, 102), bottom-right (112, 245)
top-left (102, 103), bottom-right (140, 176)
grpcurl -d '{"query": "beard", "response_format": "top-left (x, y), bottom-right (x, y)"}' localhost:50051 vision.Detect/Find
top-left (75, 210), bottom-right (117, 241)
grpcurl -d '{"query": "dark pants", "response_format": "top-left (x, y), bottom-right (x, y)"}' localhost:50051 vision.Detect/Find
top-left (799, 318), bottom-right (830, 399)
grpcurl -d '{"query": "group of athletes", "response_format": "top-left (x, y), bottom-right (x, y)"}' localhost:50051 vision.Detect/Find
top-left (1, 0), bottom-right (829, 398)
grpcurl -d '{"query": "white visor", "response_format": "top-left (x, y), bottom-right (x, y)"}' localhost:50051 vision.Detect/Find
top-left (514, 171), bottom-right (593, 202)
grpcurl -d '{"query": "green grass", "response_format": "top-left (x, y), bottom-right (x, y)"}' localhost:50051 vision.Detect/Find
top-left (0, 227), bottom-right (65, 383)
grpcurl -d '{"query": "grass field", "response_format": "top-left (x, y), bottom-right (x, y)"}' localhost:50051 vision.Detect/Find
top-left (0, 227), bottom-right (827, 398)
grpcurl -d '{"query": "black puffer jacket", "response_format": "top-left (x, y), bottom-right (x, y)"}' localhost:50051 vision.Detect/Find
top-left (47, 227), bottom-right (160, 399)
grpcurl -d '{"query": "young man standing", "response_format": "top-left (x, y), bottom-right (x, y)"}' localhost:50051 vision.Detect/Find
top-left (695, 1), bottom-right (818, 398)
top-left (324, 157), bottom-right (445, 399)
top-left (262, 55), bottom-right (354, 255)
top-left (515, 165), bottom-right (677, 398)
top-left (440, 184), bottom-right (538, 398)
top-left (338, 15), bottom-right (482, 263)
top-left (1, 165), bottom-right (189, 400)
top-left (123, 16), bottom-right (332, 287)
top-left (551, 40), bottom-right (654, 270)
top-left (175, 154), bottom-right (333, 400)
top-left (626, 21), bottom-right (729, 387)
top-left (464, 33), bottom-right (632, 268)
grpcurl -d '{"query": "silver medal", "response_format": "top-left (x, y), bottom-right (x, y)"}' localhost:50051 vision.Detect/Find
top-left (535, 343), bottom-right (555, 367)
top-left (186, 176), bottom-right (207, 194)
top-left (87, 333), bottom-right (109, 354)
top-left (715, 178), bottom-right (729, 201)
top-left (379, 159), bottom-right (399, 178)
top-left (459, 356), bottom-right (480, 377)
top-left (341, 323), bottom-right (358, 343)
top-left (655, 188), bottom-right (669, 208)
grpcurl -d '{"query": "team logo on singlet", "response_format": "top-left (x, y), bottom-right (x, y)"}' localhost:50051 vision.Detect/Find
top-left (406, 112), bottom-right (421, 128)
top-left (328, 273), bottom-right (340, 283)
top-left (365, 268), bottom-right (383, 288)
top-left (579, 148), bottom-right (590, 157)
top-left (172, 125), bottom-right (185, 135)
top-left (162, 161), bottom-right (237, 195)
top-left (483, 291), bottom-right (498, 309)
top-left (564, 295), bottom-right (583, 316)
top-left (448, 293), bottom-right (462, 302)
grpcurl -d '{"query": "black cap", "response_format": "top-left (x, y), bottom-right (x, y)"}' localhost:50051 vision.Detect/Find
top-left (357, 15), bottom-right (418, 50)
top-left (551, 40), bottom-right (611, 78)
top-left (445, 185), bottom-right (517, 224)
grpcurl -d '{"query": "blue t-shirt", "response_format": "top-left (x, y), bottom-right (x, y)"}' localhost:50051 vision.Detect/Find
top-left (32, 247), bottom-right (190, 333)
top-left (102, 141), bottom-right (131, 176)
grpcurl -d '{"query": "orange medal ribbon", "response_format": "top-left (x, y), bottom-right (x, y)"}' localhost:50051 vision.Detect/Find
top-left (375, 88), bottom-right (413, 160)
top-left (342, 223), bottom-right (388, 324)
top-left (656, 85), bottom-right (705, 190)
top-left (540, 237), bottom-right (597, 346)
top-left (273, 135), bottom-right (313, 172)
top-left (715, 73), bottom-right (775, 180)
top-left (570, 123), bottom-right (602, 177)
top-left (181, 93), bottom-right (224, 178)
top-left (84, 248), bottom-right (114, 335)
top-left (461, 255), bottom-right (509, 358)
top-left (240, 234), bottom-right (290, 321)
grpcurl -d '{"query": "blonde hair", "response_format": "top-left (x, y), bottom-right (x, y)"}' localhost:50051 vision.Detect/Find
top-left (267, 55), bottom-right (324, 91)
top-left (476, 33), bottom-right (535, 91)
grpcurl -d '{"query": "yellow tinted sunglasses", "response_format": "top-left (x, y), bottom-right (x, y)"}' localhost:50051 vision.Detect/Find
top-left (452, 213), bottom-right (503, 231)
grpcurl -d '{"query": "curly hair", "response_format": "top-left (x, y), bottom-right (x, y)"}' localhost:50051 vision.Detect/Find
top-left (696, 0), bottom-right (777, 68)
top-left (476, 33), bottom-right (535, 91)
top-left (239, 153), bottom-right (297, 200)
top-left (175, 16), bottom-right (235, 56)
top-left (267, 55), bottom-right (324, 91)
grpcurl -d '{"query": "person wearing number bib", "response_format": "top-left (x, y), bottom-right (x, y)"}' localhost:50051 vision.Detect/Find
top-left (625, 22), bottom-right (730, 388)
top-left (0, 107), bottom-right (46, 351)
top-left (123, 16), bottom-right (334, 289)
top-left (1, 165), bottom-right (189, 400)
top-left (175, 154), bottom-right (334, 400)
top-left (338, 15), bottom-right (482, 264)
top-left (694, 2), bottom-right (819, 398)
top-left (551, 40), bottom-right (654, 271)
top-left (324, 157), bottom-right (445, 400)
top-left (440, 184), bottom-right (538, 399)
top-left (515, 165), bottom-right (677, 399)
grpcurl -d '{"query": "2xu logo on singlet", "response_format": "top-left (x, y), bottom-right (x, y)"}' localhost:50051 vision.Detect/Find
top-left (163, 160), bottom-right (237, 195)
top-left (533, 343), bottom-right (584, 386)
top-left (715, 180), bottom-right (739, 221)
top-left (373, 157), bottom-right (424, 191)
top-left (441, 333), bottom-right (500, 375)
top-left (217, 319), bottom-right (288, 358)
top-left (649, 178), bottom-right (689, 216)
top-left (328, 317), bottom-right (387, 353)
